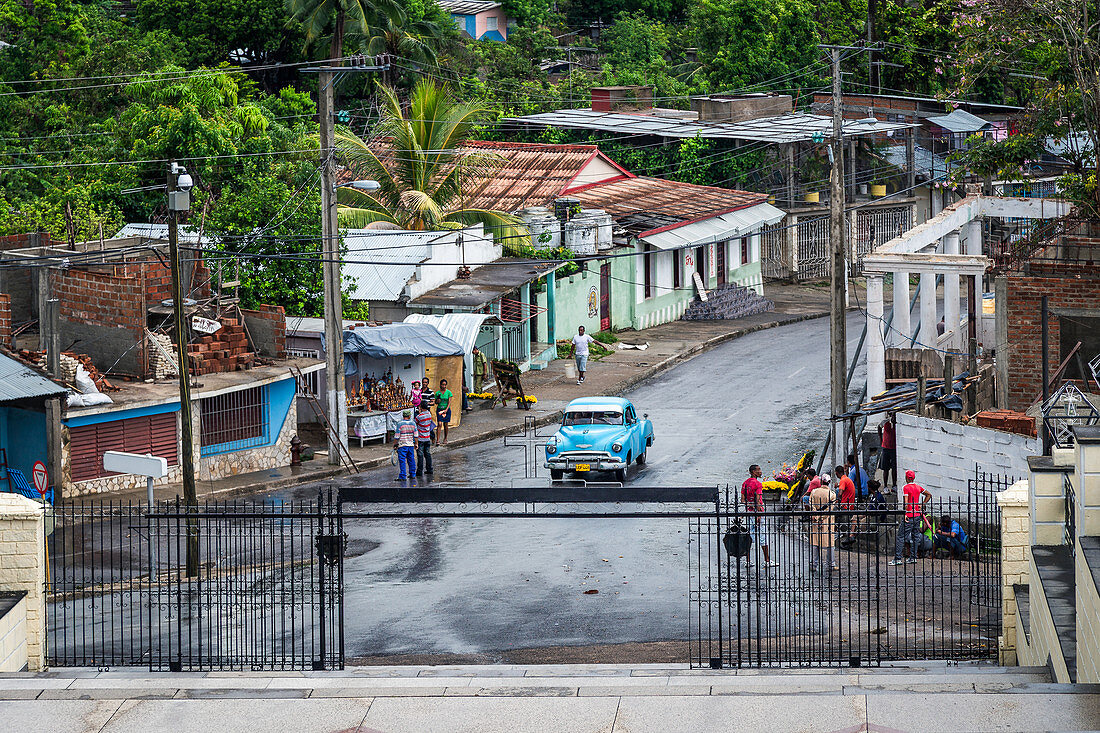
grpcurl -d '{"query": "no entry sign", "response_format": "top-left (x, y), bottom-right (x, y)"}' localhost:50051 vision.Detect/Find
top-left (32, 461), bottom-right (48, 496)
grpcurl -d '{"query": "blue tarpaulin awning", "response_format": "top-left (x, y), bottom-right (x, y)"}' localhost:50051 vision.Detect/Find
top-left (341, 323), bottom-right (464, 360)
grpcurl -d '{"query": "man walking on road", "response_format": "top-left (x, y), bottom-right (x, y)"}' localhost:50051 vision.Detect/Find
top-left (891, 470), bottom-right (932, 565)
top-left (393, 409), bottom-right (418, 481)
top-left (741, 464), bottom-right (775, 568)
top-left (569, 325), bottom-right (597, 385)
top-left (878, 413), bottom-right (898, 490)
top-left (415, 402), bottom-right (435, 477)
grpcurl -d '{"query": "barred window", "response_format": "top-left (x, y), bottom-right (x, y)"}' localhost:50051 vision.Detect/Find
top-left (200, 385), bottom-right (268, 455)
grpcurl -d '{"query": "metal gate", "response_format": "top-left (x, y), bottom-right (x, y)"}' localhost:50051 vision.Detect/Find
top-left (690, 486), bottom-right (1001, 668)
top-left (46, 493), bottom-right (344, 671)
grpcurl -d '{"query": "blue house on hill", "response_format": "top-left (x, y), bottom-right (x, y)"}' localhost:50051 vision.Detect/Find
top-left (437, 0), bottom-right (509, 41)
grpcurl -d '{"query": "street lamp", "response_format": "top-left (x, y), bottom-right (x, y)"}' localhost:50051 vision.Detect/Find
top-left (338, 179), bottom-right (381, 193)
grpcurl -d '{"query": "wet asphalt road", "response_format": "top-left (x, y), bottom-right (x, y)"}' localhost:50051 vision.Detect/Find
top-left (273, 314), bottom-right (868, 659)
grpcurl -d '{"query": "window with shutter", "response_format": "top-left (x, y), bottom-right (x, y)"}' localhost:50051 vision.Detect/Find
top-left (68, 412), bottom-right (179, 483)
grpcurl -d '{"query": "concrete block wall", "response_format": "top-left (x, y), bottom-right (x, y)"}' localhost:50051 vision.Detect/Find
top-left (998, 480), bottom-right (1029, 666)
top-left (896, 413), bottom-right (1036, 498)
top-left (0, 592), bottom-right (27, 671)
top-left (0, 494), bottom-right (45, 670)
top-left (50, 267), bottom-right (147, 376)
top-left (1077, 542), bottom-right (1100, 683)
top-left (240, 305), bottom-right (287, 358)
top-left (1031, 467), bottom-right (1068, 546)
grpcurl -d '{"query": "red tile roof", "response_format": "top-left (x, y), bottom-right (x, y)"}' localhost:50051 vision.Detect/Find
top-left (455, 141), bottom-right (631, 212)
top-left (570, 176), bottom-right (767, 224)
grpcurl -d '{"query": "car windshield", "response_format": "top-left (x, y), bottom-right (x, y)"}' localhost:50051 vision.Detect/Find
top-left (563, 410), bottom-right (623, 426)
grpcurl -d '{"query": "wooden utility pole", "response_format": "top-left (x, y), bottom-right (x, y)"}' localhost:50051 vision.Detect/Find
top-left (826, 45), bottom-right (849, 467)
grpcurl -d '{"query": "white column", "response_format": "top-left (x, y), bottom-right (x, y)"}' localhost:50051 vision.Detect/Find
top-left (919, 271), bottom-right (937, 347)
top-left (944, 230), bottom-right (961, 349)
top-left (891, 271), bottom-right (911, 347)
top-left (867, 274), bottom-right (886, 398)
top-left (967, 218), bottom-right (983, 256)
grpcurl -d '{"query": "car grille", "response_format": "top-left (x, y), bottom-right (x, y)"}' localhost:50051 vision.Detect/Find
top-left (557, 452), bottom-right (609, 462)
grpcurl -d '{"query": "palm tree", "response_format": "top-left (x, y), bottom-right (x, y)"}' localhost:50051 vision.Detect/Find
top-left (334, 80), bottom-right (523, 243)
top-left (285, 0), bottom-right (403, 61)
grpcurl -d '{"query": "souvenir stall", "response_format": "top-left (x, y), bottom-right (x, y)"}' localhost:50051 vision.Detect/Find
top-left (341, 323), bottom-right (464, 444)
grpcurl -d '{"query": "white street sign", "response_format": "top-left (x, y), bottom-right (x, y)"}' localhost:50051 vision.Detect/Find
top-left (191, 316), bottom-right (222, 335)
top-left (103, 451), bottom-right (169, 478)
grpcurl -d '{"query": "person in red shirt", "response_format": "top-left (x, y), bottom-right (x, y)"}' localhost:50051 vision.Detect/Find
top-left (835, 465), bottom-right (856, 546)
top-left (741, 464), bottom-right (775, 568)
top-left (878, 413), bottom-right (898, 489)
top-left (890, 469), bottom-right (932, 565)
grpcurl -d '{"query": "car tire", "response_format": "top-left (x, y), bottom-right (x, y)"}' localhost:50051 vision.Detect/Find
top-left (636, 450), bottom-right (646, 465)
top-left (550, 469), bottom-right (564, 481)
top-left (614, 468), bottom-right (627, 483)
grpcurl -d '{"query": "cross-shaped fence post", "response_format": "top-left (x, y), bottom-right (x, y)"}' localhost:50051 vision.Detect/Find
top-left (503, 415), bottom-right (549, 478)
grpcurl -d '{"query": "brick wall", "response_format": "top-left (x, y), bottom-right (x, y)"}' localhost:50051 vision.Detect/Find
top-left (187, 315), bottom-right (255, 375)
top-left (1004, 264), bottom-right (1100, 411)
top-left (0, 232), bottom-right (48, 252)
top-left (50, 268), bottom-right (147, 376)
top-left (0, 293), bottom-right (10, 347)
top-left (240, 304), bottom-right (286, 358)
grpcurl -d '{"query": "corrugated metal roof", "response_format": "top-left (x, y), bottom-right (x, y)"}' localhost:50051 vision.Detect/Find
top-left (437, 0), bottom-right (501, 12)
top-left (572, 176), bottom-right (766, 224)
top-left (642, 203), bottom-right (786, 250)
top-left (0, 353), bottom-right (67, 402)
top-left (926, 109), bottom-right (992, 134)
top-left (403, 313), bottom-right (500, 354)
top-left (506, 110), bottom-right (917, 143)
top-left (884, 144), bottom-right (951, 180)
top-left (113, 223), bottom-right (210, 244)
top-left (411, 258), bottom-right (562, 308)
top-left (342, 229), bottom-right (437, 302)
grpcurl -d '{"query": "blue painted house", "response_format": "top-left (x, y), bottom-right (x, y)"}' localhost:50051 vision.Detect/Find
top-left (0, 354), bottom-right (66, 495)
top-left (437, 0), bottom-right (509, 41)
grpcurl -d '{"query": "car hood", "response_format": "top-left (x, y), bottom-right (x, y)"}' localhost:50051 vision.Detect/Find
top-left (553, 424), bottom-right (631, 448)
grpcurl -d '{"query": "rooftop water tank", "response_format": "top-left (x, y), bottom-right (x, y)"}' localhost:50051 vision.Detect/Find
top-left (515, 207), bottom-right (560, 249)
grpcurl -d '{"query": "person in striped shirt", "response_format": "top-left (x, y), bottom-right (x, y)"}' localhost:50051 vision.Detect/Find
top-left (393, 410), bottom-right (418, 481)
top-left (415, 402), bottom-right (435, 477)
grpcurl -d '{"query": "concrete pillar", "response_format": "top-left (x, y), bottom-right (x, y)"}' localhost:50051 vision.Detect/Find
top-left (867, 274), bottom-right (886, 398)
top-left (546, 270), bottom-right (556, 345)
top-left (967, 218), bottom-right (983, 256)
top-left (944, 230), bottom-right (961, 350)
top-left (997, 480), bottom-right (1031, 666)
top-left (0, 494), bottom-right (46, 670)
top-left (1075, 426), bottom-right (1100, 537)
top-left (891, 271), bottom-right (911, 347)
top-left (919, 271), bottom-right (937, 348)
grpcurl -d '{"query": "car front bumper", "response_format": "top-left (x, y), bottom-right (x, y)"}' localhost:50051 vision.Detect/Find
top-left (545, 452), bottom-right (627, 472)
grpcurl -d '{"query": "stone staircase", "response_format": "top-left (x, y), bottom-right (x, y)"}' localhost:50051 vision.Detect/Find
top-left (3, 662), bottom-right (1099, 731)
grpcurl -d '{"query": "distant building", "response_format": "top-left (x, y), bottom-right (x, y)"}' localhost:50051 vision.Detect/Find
top-left (437, 0), bottom-right (509, 41)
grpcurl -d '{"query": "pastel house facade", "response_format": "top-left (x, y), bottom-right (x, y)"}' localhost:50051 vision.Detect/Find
top-left (437, 1), bottom-right (509, 41)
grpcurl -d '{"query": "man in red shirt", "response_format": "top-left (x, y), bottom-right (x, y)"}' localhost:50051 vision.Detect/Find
top-left (890, 469), bottom-right (931, 565)
top-left (878, 412), bottom-right (898, 489)
top-left (835, 465), bottom-right (856, 545)
top-left (741, 464), bottom-right (775, 568)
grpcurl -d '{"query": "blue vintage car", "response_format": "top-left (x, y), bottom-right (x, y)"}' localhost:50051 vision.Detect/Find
top-left (544, 397), bottom-right (654, 482)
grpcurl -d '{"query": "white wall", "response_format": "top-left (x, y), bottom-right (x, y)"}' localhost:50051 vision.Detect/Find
top-left (895, 412), bottom-right (1037, 499)
top-left (407, 226), bottom-right (501, 300)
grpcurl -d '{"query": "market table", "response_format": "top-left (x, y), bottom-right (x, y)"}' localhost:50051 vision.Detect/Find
top-left (347, 408), bottom-right (410, 447)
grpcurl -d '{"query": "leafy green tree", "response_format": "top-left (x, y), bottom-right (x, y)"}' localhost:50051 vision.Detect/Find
top-left (335, 80), bottom-right (521, 239)
top-left (688, 0), bottom-right (821, 92)
top-left (285, 0), bottom-right (403, 60)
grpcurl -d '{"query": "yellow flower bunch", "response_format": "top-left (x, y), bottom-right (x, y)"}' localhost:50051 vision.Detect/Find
top-left (520, 395), bottom-right (537, 404)
top-left (467, 392), bottom-right (494, 399)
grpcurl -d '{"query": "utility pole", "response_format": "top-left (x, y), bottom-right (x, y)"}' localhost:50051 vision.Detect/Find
top-left (167, 160), bottom-right (199, 576)
top-left (305, 59), bottom-right (388, 466)
top-left (821, 44), bottom-right (860, 468)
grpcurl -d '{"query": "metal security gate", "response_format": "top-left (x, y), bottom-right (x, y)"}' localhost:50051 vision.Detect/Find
top-left (47, 493), bottom-right (344, 670)
top-left (690, 486), bottom-right (1001, 668)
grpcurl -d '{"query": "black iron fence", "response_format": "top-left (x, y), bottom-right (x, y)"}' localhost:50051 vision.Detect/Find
top-left (690, 487), bottom-right (1001, 668)
top-left (47, 493), bottom-right (343, 671)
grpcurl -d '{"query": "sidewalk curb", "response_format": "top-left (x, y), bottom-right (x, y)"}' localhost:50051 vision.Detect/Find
top-left (199, 310), bottom-right (828, 498)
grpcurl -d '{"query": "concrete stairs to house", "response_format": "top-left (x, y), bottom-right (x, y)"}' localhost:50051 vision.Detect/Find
top-left (682, 283), bottom-right (774, 321)
top-left (4, 661), bottom-right (1100, 732)
top-left (528, 342), bottom-right (556, 371)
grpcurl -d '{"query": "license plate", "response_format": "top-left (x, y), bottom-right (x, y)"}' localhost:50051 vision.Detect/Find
top-left (575, 464), bottom-right (591, 471)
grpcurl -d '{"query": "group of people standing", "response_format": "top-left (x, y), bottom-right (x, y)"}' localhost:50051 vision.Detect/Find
top-left (392, 377), bottom-right (455, 481)
top-left (738, 449), bottom-right (970, 571)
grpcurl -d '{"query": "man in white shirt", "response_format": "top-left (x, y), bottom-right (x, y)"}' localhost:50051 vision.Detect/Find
top-left (569, 325), bottom-right (597, 385)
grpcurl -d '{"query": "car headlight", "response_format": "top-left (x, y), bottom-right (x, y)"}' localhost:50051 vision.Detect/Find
top-left (612, 443), bottom-right (622, 452)
top-left (546, 445), bottom-right (557, 455)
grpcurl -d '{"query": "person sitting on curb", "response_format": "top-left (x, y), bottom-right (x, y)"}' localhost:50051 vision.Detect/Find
top-left (934, 514), bottom-right (969, 559)
top-left (393, 409), bottom-right (418, 481)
